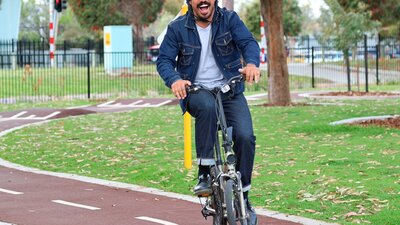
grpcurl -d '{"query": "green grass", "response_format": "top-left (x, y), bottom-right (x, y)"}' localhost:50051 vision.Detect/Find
top-left (3, 64), bottom-right (398, 102)
top-left (0, 66), bottom-right (171, 98)
top-left (0, 97), bottom-right (399, 224)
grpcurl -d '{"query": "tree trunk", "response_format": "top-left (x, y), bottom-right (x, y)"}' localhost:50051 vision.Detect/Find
top-left (260, 0), bottom-right (291, 106)
top-left (222, 0), bottom-right (234, 10)
top-left (133, 23), bottom-right (145, 63)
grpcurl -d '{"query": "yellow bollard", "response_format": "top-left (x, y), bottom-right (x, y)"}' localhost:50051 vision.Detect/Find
top-left (183, 112), bottom-right (192, 169)
top-left (182, 4), bottom-right (190, 169)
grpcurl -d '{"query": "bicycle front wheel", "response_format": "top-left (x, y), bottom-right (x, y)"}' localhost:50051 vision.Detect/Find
top-left (211, 166), bottom-right (227, 225)
top-left (225, 179), bottom-right (247, 225)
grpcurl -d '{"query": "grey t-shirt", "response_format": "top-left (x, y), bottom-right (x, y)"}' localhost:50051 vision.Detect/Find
top-left (195, 24), bottom-right (226, 89)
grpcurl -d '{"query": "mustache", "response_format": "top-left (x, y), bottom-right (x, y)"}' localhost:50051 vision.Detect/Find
top-left (197, 1), bottom-right (211, 8)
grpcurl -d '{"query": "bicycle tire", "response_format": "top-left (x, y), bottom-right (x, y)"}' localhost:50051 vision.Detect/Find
top-left (211, 166), bottom-right (227, 225)
top-left (225, 179), bottom-right (248, 225)
top-left (225, 179), bottom-right (237, 225)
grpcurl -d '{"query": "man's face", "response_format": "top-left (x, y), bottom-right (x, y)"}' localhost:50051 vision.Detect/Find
top-left (189, 0), bottom-right (216, 22)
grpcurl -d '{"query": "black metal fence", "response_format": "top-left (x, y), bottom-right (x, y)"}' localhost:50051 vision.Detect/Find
top-left (0, 38), bottom-right (399, 103)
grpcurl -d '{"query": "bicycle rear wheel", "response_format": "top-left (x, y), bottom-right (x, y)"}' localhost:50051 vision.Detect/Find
top-left (225, 179), bottom-right (247, 225)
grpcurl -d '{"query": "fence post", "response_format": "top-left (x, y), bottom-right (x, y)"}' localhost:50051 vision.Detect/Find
top-left (376, 34), bottom-right (380, 85)
top-left (11, 39), bottom-right (17, 69)
top-left (311, 46), bottom-right (315, 88)
top-left (346, 50), bottom-right (351, 92)
top-left (63, 40), bottom-right (67, 67)
top-left (87, 40), bottom-right (91, 99)
top-left (364, 34), bottom-right (369, 92)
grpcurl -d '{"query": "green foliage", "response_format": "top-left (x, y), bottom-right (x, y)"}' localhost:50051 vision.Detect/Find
top-left (162, 0), bottom-right (182, 15)
top-left (68, 0), bottom-right (128, 37)
top-left (337, 0), bottom-right (400, 38)
top-left (241, 0), bottom-right (261, 40)
top-left (283, 0), bottom-right (302, 36)
top-left (323, 0), bottom-right (380, 53)
top-left (19, 0), bottom-right (49, 41)
top-left (137, 0), bottom-right (164, 26)
top-left (58, 9), bottom-right (94, 41)
top-left (241, 0), bottom-right (303, 39)
top-left (67, 0), bottom-right (164, 41)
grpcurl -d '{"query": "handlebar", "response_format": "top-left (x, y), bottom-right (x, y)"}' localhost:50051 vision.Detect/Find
top-left (186, 75), bottom-right (244, 94)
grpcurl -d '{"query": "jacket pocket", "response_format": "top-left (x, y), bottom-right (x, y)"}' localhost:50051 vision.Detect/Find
top-left (225, 58), bottom-right (242, 72)
top-left (215, 32), bottom-right (234, 56)
top-left (178, 43), bottom-right (195, 66)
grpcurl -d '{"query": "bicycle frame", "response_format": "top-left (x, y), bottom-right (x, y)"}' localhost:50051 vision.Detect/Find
top-left (189, 75), bottom-right (248, 224)
top-left (213, 89), bottom-right (247, 223)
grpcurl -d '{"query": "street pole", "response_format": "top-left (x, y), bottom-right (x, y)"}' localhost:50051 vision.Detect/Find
top-left (49, 0), bottom-right (55, 67)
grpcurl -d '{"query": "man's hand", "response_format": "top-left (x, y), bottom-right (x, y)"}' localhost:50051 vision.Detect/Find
top-left (171, 80), bottom-right (192, 99)
top-left (238, 64), bottom-right (261, 85)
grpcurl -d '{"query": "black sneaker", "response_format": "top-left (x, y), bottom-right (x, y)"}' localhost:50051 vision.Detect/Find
top-left (193, 174), bottom-right (211, 197)
top-left (245, 199), bottom-right (258, 225)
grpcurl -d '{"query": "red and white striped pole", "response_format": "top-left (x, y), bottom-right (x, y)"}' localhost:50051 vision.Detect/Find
top-left (49, 0), bottom-right (57, 67)
top-left (259, 15), bottom-right (267, 65)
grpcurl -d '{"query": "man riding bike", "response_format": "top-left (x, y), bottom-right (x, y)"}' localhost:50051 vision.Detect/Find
top-left (157, 1), bottom-right (260, 224)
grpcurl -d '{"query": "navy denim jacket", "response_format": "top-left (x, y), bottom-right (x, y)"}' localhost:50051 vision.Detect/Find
top-left (157, 7), bottom-right (260, 111)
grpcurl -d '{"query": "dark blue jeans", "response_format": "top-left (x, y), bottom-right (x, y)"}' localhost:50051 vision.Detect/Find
top-left (187, 90), bottom-right (256, 191)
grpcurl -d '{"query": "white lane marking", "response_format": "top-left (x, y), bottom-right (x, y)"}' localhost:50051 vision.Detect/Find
top-left (51, 200), bottom-right (101, 210)
top-left (10, 111), bottom-right (27, 119)
top-left (0, 111), bottom-right (61, 121)
top-left (128, 100), bottom-right (144, 106)
top-left (135, 216), bottom-right (178, 225)
top-left (41, 111), bottom-right (61, 120)
top-left (0, 221), bottom-right (16, 225)
top-left (0, 188), bottom-right (24, 195)
top-left (97, 100), bottom-right (171, 108)
top-left (154, 100), bottom-right (172, 107)
top-left (97, 100), bottom-right (115, 107)
top-left (66, 105), bottom-right (91, 109)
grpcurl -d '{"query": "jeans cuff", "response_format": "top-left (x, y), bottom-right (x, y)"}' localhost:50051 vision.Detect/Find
top-left (197, 158), bottom-right (215, 166)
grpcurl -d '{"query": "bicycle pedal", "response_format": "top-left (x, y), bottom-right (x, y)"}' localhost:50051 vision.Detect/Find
top-left (198, 193), bottom-right (211, 197)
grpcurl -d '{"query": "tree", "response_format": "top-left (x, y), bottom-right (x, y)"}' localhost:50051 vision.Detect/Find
top-left (19, 0), bottom-right (49, 41)
top-left (68, 0), bottom-right (127, 38)
top-left (117, 0), bottom-right (164, 55)
top-left (242, 0), bottom-right (302, 41)
top-left (162, 0), bottom-right (182, 15)
top-left (323, 0), bottom-right (379, 90)
top-left (260, 0), bottom-right (291, 106)
top-left (58, 8), bottom-right (94, 42)
top-left (69, 0), bottom-right (164, 56)
top-left (337, 0), bottom-right (400, 38)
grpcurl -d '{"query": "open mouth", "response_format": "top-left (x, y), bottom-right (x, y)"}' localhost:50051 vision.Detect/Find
top-left (197, 2), bottom-right (210, 15)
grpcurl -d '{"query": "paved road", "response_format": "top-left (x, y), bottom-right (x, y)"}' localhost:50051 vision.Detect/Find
top-left (0, 98), bottom-right (335, 225)
top-left (287, 63), bottom-right (399, 85)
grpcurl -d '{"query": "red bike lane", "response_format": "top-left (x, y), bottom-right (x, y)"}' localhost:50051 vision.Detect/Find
top-left (0, 98), bottom-right (333, 225)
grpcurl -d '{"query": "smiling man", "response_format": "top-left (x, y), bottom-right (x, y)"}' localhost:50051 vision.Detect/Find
top-left (157, 1), bottom-right (260, 224)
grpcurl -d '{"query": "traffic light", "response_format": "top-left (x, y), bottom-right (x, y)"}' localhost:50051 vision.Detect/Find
top-left (54, 0), bottom-right (62, 12)
top-left (61, 0), bottom-right (67, 11)
top-left (54, 0), bottom-right (67, 12)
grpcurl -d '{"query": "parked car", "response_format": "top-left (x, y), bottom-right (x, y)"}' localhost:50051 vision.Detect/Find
top-left (147, 44), bottom-right (160, 63)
